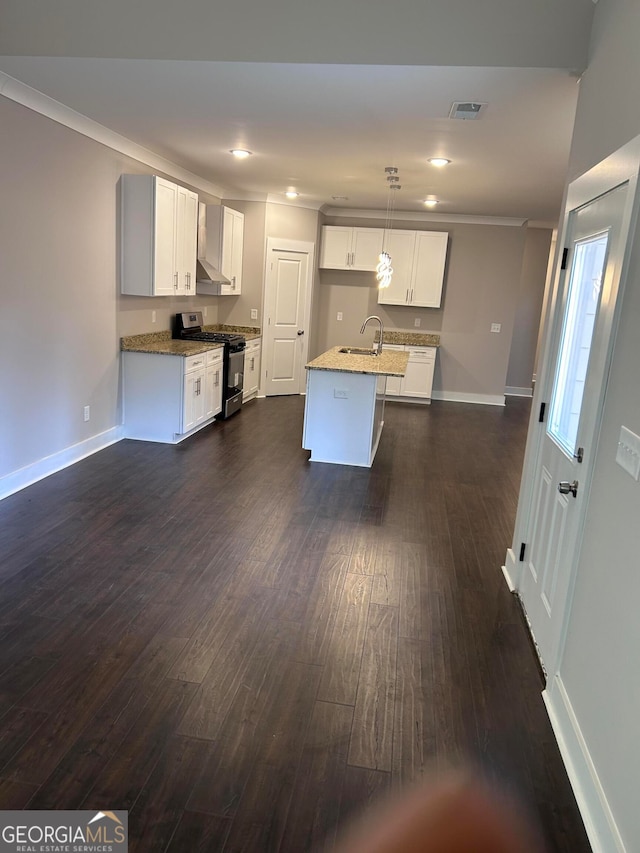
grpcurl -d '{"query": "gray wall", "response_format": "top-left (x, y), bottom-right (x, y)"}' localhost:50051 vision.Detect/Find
top-left (0, 95), bottom-right (221, 483)
top-left (317, 215), bottom-right (532, 400)
top-left (546, 0), bottom-right (640, 847)
top-left (506, 227), bottom-right (552, 391)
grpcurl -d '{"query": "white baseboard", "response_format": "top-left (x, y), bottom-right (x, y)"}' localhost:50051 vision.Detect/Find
top-left (543, 676), bottom-right (626, 853)
top-left (430, 390), bottom-right (505, 406)
top-left (0, 427), bottom-right (123, 501)
top-left (505, 385), bottom-right (533, 397)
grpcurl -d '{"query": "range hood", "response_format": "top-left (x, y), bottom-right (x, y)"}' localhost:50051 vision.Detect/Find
top-left (196, 257), bottom-right (230, 285)
top-left (196, 202), bottom-right (230, 285)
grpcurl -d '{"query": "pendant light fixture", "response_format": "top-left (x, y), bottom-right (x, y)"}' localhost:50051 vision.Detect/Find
top-left (377, 166), bottom-right (401, 290)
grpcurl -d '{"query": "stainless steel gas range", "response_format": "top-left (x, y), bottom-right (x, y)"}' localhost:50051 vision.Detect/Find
top-left (174, 312), bottom-right (245, 419)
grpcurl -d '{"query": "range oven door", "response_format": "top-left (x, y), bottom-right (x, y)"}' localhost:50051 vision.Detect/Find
top-left (220, 347), bottom-right (245, 418)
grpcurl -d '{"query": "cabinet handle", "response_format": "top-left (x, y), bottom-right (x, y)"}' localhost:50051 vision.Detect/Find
top-left (174, 272), bottom-right (179, 291)
top-left (250, 357), bottom-right (255, 370)
top-left (215, 370), bottom-right (220, 386)
top-left (231, 276), bottom-right (236, 290)
top-left (406, 289), bottom-right (409, 303)
top-left (186, 272), bottom-right (191, 291)
top-left (410, 288), bottom-right (414, 302)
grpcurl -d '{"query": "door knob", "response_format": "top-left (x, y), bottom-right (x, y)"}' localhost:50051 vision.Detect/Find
top-left (558, 480), bottom-right (579, 498)
top-left (297, 330), bottom-right (305, 336)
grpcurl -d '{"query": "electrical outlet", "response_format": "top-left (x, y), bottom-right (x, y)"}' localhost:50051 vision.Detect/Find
top-left (334, 388), bottom-right (348, 399)
top-left (250, 309), bottom-right (258, 320)
top-left (491, 323), bottom-right (502, 333)
top-left (83, 406), bottom-right (90, 422)
top-left (337, 312), bottom-right (343, 321)
top-left (151, 310), bottom-right (156, 324)
top-left (414, 318), bottom-right (421, 327)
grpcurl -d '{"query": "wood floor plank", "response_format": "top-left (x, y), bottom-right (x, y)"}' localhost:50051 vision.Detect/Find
top-left (292, 553), bottom-right (350, 665)
top-left (81, 679), bottom-right (197, 810)
top-left (348, 603), bottom-right (398, 772)
top-left (0, 777), bottom-right (39, 808)
top-left (279, 700), bottom-right (353, 853)
top-left (30, 635), bottom-right (189, 810)
top-left (164, 810), bottom-right (231, 852)
top-left (128, 735), bottom-right (217, 852)
top-left (317, 573), bottom-right (372, 705)
top-left (335, 765), bottom-right (392, 839)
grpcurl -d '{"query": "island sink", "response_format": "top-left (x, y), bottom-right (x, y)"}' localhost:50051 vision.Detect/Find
top-left (338, 346), bottom-right (378, 356)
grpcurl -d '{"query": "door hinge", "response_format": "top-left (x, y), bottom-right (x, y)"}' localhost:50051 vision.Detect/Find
top-left (539, 402), bottom-right (546, 423)
top-left (561, 247), bottom-right (569, 270)
top-left (519, 542), bottom-right (526, 562)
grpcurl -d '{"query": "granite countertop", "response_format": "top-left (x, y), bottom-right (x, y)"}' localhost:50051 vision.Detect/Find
top-left (306, 346), bottom-right (409, 377)
top-left (120, 325), bottom-right (261, 356)
top-left (374, 330), bottom-right (440, 347)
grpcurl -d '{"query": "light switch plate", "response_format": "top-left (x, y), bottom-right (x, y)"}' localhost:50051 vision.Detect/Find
top-left (414, 318), bottom-right (421, 327)
top-left (491, 323), bottom-right (501, 333)
top-left (250, 309), bottom-right (258, 320)
top-left (616, 425), bottom-right (640, 480)
top-left (337, 312), bottom-right (343, 321)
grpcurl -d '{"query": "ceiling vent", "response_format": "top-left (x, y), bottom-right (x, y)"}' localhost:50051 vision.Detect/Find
top-left (449, 102), bottom-right (487, 120)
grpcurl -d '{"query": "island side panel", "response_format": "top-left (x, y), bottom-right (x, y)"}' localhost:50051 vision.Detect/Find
top-left (303, 369), bottom-right (378, 467)
top-left (370, 374), bottom-right (387, 464)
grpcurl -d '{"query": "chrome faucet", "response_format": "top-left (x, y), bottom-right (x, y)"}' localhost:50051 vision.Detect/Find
top-left (360, 315), bottom-right (384, 355)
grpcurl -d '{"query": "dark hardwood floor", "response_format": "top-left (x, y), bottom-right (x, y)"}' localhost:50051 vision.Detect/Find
top-left (0, 396), bottom-right (591, 851)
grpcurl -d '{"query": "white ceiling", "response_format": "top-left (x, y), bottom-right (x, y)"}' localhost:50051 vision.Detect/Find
top-left (0, 0), bottom-right (596, 223)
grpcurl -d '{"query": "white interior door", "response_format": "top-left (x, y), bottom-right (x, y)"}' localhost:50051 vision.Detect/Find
top-left (263, 240), bottom-right (313, 396)
top-left (520, 182), bottom-right (630, 672)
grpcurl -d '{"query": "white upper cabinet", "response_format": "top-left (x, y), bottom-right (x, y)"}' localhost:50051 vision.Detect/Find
top-left (120, 175), bottom-right (198, 297)
top-left (410, 231), bottom-right (449, 307)
top-left (198, 205), bottom-right (245, 295)
top-left (319, 226), bottom-right (384, 271)
top-left (378, 230), bottom-right (448, 308)
top-left (176, 185), bottom-right (198, 296)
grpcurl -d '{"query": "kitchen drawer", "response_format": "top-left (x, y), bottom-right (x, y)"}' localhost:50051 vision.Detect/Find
top-left (184, 354), bottom-right (206, 373)
top-left (205, 347), bottom-right (224, 366)
top-left (407, 346), bottom-right (436, 361)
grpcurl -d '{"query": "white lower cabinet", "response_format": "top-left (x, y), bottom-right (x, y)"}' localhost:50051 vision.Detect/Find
top-left (182, 355), bottom-right (206, 433)
top-left (122, 347), bottom-right (224, 443)
top-left (382, 345), bottom-right (436, 401)
top-left (204, 349), bottom-right (224, 419)
top-left (243, 338), bottom-right (261, 401)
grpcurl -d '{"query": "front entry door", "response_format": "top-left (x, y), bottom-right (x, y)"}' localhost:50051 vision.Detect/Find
top-left (520, 182), bottom-right (629, 672)
top-left (264, 242), bottom-right (312, 396)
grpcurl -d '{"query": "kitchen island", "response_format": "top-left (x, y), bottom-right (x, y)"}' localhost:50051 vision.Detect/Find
top-left (303, 346), bottom-right (409, 467)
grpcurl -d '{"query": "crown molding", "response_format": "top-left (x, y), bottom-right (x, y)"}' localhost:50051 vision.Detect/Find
top-left (0, 71), bottom-right (226, 198)
top-left (322, 206), bottom-right (527, 227)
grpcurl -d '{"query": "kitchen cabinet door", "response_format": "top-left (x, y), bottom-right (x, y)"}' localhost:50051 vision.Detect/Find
top-left (204, 351), bottom-right (223, 419)
top-left (377, 230), bottom-right (416, 305)
top-left (183, 364), bottom-right (206, 433)
top-left (410, 232), bottom-right (448, 307)
top-left (319, 226), bottom-right (352, 269)
top-left (351, 229), bottom-right (384, 270)
top-left (177, 186), bottom-right (198, 296)
top-left (402, 347), bottom-right (436, 399)
top-left (243, 339), bottom-right (261, 401)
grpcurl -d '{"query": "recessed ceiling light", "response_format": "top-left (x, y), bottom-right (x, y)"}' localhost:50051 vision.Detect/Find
top-left (423, 198), bottom-right (439, 207)
top-left (285, 191), bottom-right (299, 199)
top-left (428, 158), bottom-right (451, 167)
top-left (229, 149), bottom-right (252, 159)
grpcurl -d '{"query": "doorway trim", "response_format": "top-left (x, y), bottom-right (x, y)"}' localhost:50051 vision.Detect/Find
top-left (261, 237), bottom-right (315, 397)
top-left (505, 136), bottom-right (640, 673)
